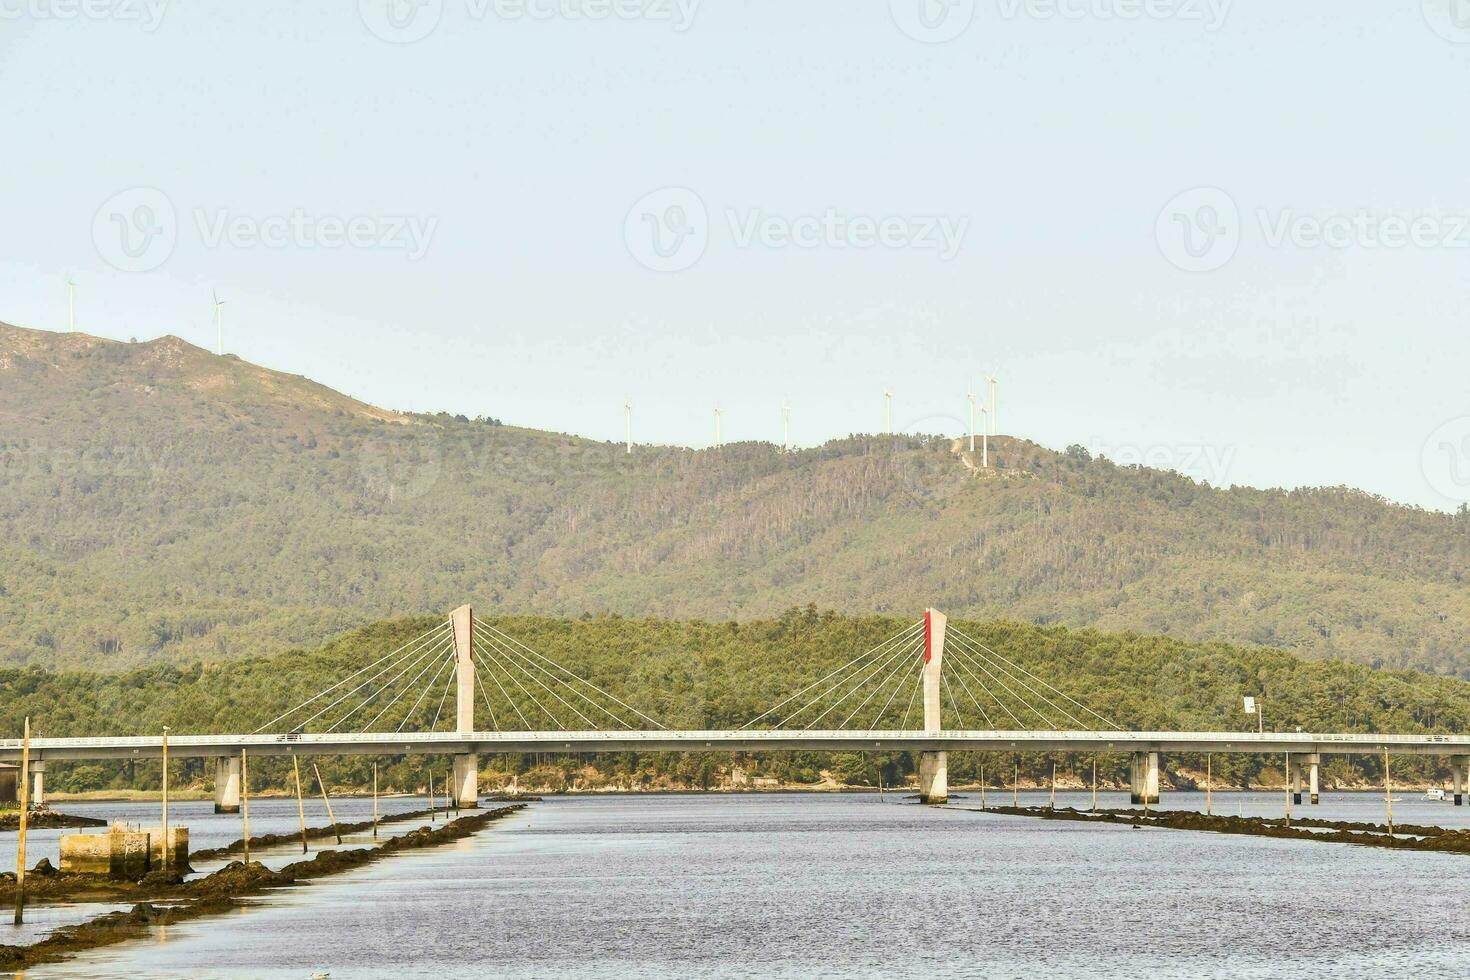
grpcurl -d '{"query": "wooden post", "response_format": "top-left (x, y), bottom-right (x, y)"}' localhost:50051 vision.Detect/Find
top-left (428, 769), bottom-right (436, 821)
top-left (292, 756), bottom-right (309, 854)
top-left (1384, 747), bottom-right (1393, 838)
top-left (979, 763), bottom-right (986, 810)
top-left (1091, 757), bottom-right (1097, 812)
top-left (1284, 752), bottom-right (1291, 828)
top-left (241, 748), bottom-right (251, 864)
top-left (13, 717), bottom-right (31, 926)
top-left (161, 727), bottom-right (170, 875)
top-left (1012, 758), bottom-right (1018, 806)
top-left (312, 763), bottom-right (342, 844)
top-left (372, 763), bottom-right (379, 838)
top-left (1205, 754), bottom-right (1212, 816)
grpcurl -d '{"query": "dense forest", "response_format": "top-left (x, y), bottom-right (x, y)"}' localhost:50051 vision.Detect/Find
top-left (4, 609), bottom-right (1470, 796)
top-left (3, 323), bottom-right (1470, 677)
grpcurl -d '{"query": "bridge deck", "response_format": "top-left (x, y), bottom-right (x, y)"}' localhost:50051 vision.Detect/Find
top-left (4, 729), bottom-right (1470, 763)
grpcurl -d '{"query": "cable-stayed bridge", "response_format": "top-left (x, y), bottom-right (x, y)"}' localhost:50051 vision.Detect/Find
top-left (6, 606), bottom-right (1470, 810)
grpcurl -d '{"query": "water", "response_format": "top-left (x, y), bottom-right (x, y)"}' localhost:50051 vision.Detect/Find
top-left (15, 790), bottom-right (1470, 978)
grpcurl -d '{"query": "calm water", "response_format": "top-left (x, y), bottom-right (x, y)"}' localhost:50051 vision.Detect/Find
top-left (15, 790), bottom-right (1470, 978)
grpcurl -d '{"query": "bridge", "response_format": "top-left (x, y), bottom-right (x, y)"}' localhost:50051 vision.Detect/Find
top-left (6, 607), bottom-right (1470, 810)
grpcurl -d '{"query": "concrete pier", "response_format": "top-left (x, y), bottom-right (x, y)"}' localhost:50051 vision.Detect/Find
top-left (213, 755), bottom-right (241, 813)
top-left (1454, 755), bottom-right (1468, 806)
top-left (1289, 758), bottom-right (1303, 805)
top-left (30, 759), bottom-right (44, 808)
top-left (1304, 753), bottom-right (1320, 804)
top-left (917, 609), bottom-right (948, 804)
top-left (1129, 751), bottom-right (1159, 804)
top-left (451, 605), bottom-right (479, 808)
top-left (60, 826), bottom-right (151, 879)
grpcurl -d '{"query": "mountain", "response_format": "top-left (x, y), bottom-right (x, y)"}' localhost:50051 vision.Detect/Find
top-left (2, 322), bottom-right (1469, 674)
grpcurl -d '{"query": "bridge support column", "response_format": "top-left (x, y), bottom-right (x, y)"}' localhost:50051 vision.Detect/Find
top-left (30, 759), bottom-right (44, 808)
top-left (451, 605), bottom-right (478, 808)
top-left (213, 756), bottom-right (241, 813)
top-left (1454, 756), bottom-right (1469, 806)
top-left (1129, 751), bottom-right (1159, 805)
top-left (1304, 753), bottom-right (1320, 805)
top-left (453, 753), bottom-right (479, 808)
top-left (917, 609), bottom-right (948, 804)
top-left (1289, 758), bottom-right (1303, 805)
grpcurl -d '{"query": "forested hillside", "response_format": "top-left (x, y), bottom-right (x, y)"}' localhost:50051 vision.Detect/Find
top-left (3, 611), bottom-right (1468, 794)
top-left (3, 323), bottom-right (1470, 675)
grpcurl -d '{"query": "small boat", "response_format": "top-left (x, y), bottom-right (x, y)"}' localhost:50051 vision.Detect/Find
top-left (1423, 787), bottom-right (1447, 801)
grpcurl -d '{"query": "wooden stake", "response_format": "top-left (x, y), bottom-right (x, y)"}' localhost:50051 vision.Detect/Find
top-left (980, 763), bottom-right (986, 810)
top-left (1384, 747), bottom-right (1393, 838)
top-left (313, 763), bottom-right (342, 844)
top-left (241, 748), bottom-right (251, 864)
top-left (13, 717), bottom-right (31, 926)
top-left (161, 727), bottom-right (170, 875)
top-left (372, 763), bottom-right (379, 838)
top-left (428, 769), bottom-right (436, 821)
top-left (1013, 758), bottom-right (1018, 806)
top-left (292, 756), bottom-right (309, 854)
top-left (1284, 751), bottom-right (1292, 828)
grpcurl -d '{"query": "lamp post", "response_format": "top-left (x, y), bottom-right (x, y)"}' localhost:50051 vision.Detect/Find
top-left (161, 726), bottom-right (170, 875)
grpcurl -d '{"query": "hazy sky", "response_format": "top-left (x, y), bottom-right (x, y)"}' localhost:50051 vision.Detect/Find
top-left (2, 1), bottom-right (1468, 509)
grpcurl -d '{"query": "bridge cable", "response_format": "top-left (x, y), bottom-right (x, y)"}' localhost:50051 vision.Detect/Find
top-left (942, 673), bottom-right (968, 730)
top-left (944, 646), bottom-right (1059, 728)
top-left (470, 639), bottom-right (570, 730)
top-left (429, 660), bottom-right (459, 731)
top-left (472, 664), bottom-right (503, 731)
top-left (899, 666), bottom-right (925, 730)
top-left (362, 643), bottom-right (456, 732)
top-left (250, 620), bottom-right (451, 734)
top-left (472, 622), bottom-right (639, 729)
top-left (472, 628), bottom-right (603, 729)
top-left (865, 659), bottom-right (922, 732)
top-left (937, 648), bottom-right (1027, 727)
top-left (318, 632), bottom-right (456, 733)
top-left (472, 649), bottom-right (530, 730)
top-left (742, 620), bottom-right (923, 730)
top-left (947, 625), bottom-right (1121, 731)
top-left (800, 631), bottom-right (924, 730)
top-left (944, 653), bottom-right (996, 729)
top-left (828, 633), bottom-right (927, 730)
top-left (945, 636), bottom-right (1083, 728)
top-left (476, 621), bottom-right (669, 730)
top-left (396, 647), bottom-right (459, 733)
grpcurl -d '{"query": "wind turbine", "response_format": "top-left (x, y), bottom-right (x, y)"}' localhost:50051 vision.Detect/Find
top-left (623, 397), bottom-right (632, 454)
top-left (212, 290), bottom-right (226, 355)
top-left (967, 389), bottom-right (977, 452)
top-left (781, 400), bottom-right (791, 452)
top-left (986, 373), bottom-right (998, 437)
top-left (714, 405), bottom-right (724, 448)
top-left (66, 279), bottom-right (76, 332)
top-left (883, 387), bottom-right (893, 436)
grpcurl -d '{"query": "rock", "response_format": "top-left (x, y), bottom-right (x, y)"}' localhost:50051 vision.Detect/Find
top-left (30, 858), bottom-right (58, 877)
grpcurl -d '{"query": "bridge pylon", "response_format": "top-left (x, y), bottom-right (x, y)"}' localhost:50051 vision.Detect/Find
top-left (450, 604), bottom-right (479, 808)
top-left (917, 608), bottom-right (948, 804)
